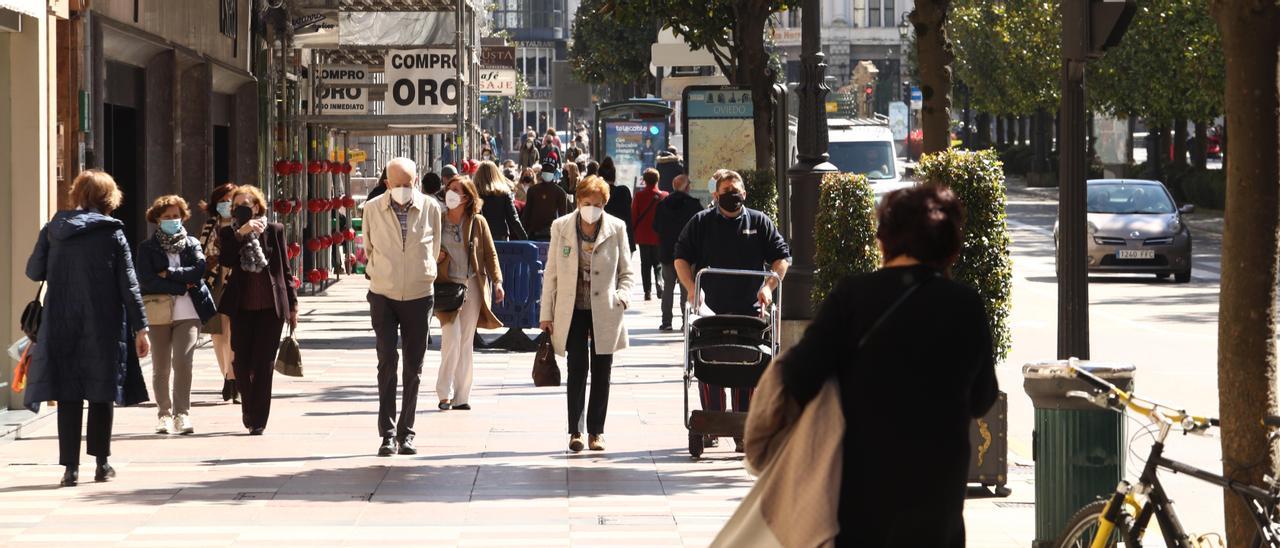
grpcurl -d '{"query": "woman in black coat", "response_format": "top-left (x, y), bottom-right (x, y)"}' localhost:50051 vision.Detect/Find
top-left (599, 158), bottom-right (635, 254)
top-left (474, 160), bottom-right (528, 241)
top-left (781, 185), bottom-right (998, 547)
top-left (25, 170), bottom-right (151, 487)
top-left (219, 185), bottom-right (298, 436)
top-left (135, 195), bottom-right (218, 436)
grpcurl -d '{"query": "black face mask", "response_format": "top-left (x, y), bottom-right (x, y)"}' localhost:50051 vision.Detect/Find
top-left (718, 191), bottom-right (744, 213)
top-left (233, 205), bottom-right (254, 225)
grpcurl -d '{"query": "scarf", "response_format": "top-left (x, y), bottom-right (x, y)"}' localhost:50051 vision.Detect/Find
top-left (232, 217), bottom-right (270, 273)
top-left (156, 228), bottom-right (189, 254)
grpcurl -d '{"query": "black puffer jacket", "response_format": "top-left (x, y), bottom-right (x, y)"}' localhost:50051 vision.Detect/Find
top-left (24, 210), bottom-right (150, 411)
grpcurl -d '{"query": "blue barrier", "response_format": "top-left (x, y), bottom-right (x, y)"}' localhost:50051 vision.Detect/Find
top-left (485, 241), bottom-right (547, 351)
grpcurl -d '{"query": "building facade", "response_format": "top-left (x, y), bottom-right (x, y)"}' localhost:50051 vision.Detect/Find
top-left (489, 0), bottom-right (577, 155)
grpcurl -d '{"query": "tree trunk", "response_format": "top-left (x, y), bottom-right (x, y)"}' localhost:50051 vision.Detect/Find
top-left (976, 112), bottom-right (991, 149)
top-left (732, 6), bottom-right (774, 171)
top-left (1031, 108), bottom-right (1051, 173)
top-left (1191, 120), bottom-right (1208, 169)
top-left (1012, 115), bottom-right (1022, 145)
top-left (1126, 116), bottom-right (1136, 165)
top-left (1146, 125), bottom-right (1167, 179)
top-left (1211, 2), bottom-right (1280, 544)
top-left (1172, 118), bottom-right (1188, 167)
top-left (911, 1), bottom-right (953, 155)
top-left (962, 86), bottom-right (972, 148)
top-left (996, 116), bottom-right (1007, 149)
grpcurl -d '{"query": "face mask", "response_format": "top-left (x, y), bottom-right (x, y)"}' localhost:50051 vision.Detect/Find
top-left (216, 201), bottom-right (232, 218)
top-left (541, 172), bottom-right (555, 182)
top-left (580, 205), bottom-right (604, 224)
top-left (390, 187), bottom-right (414, 205)
top-left (718, 191), bottom-right (744, 213)
top-left (159, 219), bottom-right (183, 236)
top-left (445, 190), bottom-right (464, 210)
top-left (233, 205), bottom-right (254, 225)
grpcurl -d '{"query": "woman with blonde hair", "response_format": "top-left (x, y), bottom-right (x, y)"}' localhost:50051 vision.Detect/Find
top-left (435, 176), bottom-right (505, 411)
top-left (540, 175), bottom-right (636, 452)
top-left (135, 195), bottom-right (217, 435)
top-left (218, 185), bottom-right (298, 435)
top-left (473, 160), bottom-right (527, 241)
top-left (25, 169), bottom-right (151, 486)
top-left (198, 183), bottom-right (239, 403)
top-left (561, 162), bottom-right (580, 200)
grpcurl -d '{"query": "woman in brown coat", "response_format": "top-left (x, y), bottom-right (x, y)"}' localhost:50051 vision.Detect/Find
top-left (435, 176), bottom-right (505, 411)
top-left (218, 185), bottom-right (298, 435)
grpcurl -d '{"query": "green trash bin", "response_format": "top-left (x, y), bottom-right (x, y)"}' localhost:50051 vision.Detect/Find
top-left (1022, 360), bottom-right (1135, 548)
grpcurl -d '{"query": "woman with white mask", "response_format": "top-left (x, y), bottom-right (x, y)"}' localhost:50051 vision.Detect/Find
top-left (539, 175), bottom-right (636, 453)
top-left (434, 176), bottom-right (505, 411)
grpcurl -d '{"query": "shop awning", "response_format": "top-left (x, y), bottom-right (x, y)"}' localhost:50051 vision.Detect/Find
top-left (0, 0), bottom-right (44, 19)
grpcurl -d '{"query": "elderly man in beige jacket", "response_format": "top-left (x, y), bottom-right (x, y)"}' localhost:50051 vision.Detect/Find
top-left (363, 157), bottom-right (443, 457)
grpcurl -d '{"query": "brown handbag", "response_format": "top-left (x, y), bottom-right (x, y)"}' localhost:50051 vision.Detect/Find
top-left (531, 334), bottom-right (560, 387)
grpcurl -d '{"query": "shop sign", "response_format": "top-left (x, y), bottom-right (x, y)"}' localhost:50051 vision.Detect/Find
top-left (383, 48), bottom-right (461, 115)
top-left (314, 65), bottom-right (372, 86)
top-left (481, 46), bottom-right (516, 69)
top-left (316, 86), bottom-right (368, 114)
top-left (479, 69), bottom-right (518, 97)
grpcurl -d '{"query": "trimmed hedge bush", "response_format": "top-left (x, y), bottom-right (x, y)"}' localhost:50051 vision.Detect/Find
top-left (739, 168), bottom-right (780, 225)
top-left (812, 172), bottom-right (880, 308)
top-left (916, 149), bottom-right (1013, 363)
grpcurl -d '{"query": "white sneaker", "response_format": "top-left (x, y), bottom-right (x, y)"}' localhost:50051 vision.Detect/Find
top-left (174, 414), bottom-right (194, 435)
top-left (156, 416), bottom-right (174, 435)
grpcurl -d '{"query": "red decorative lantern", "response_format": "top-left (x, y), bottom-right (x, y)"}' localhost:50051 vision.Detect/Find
top-left (287, 242), bottom-right (301, 259)
top-left (272, 199), bottom-right (289, 214)
top-left (342, 195), bottom-right (356, 209)
top-left (342, 163), bottom-right (353, 174)
top-left (306, 238), bottom-right (322, 252)
top-left (345, 228), bottom-right (356, 242)
top-left (308, 160), bottom-right (323, 174)
top-left (306, 199), bottom-right (321, 213)
top-left (331, 197), bottom-right (344, 210)
top-left (274, 160), bottom-right (290, 176)
top-left (307, 269), bottom-right (323, 285)
top-left (289, 160), bottom-right (304, 175)
top-left (291, 275), bottom-right (301, 289)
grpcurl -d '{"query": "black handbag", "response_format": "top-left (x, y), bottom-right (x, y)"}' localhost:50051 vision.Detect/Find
top-left (20, 283), bottom-right (43, 339)
top-left (532, 334), bottom-right (561, 387)
top-left (434, 281), bottom-right (467, 312)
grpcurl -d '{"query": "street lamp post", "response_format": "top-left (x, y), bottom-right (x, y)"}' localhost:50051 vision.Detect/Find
top-left (782, 0), bottom-right (839, 322)
top-left (898, 14), bottom-right (913, 160)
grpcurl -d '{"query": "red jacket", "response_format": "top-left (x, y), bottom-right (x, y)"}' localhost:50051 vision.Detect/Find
top-left (632, 185), bottom-right (668, 246)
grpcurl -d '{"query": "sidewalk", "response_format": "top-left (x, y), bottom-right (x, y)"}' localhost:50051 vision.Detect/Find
top-left (0, 276), bottom-right (1030, 547)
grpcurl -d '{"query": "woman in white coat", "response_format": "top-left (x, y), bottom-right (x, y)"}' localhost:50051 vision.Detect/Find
top-left (540, 175), bottom-right (636, 453)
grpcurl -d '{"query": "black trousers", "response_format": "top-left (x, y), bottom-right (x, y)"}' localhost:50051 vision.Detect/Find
top-left (231, 309), bottom-right (285, 430)
top-left (57, 400), bottom-right (113, 467)
top-left (369, 292), bottom-right (433, 440)
top-left (638, 244), bottom-right (662, 296)
top-left (566, 309), bottom-right (613, 435)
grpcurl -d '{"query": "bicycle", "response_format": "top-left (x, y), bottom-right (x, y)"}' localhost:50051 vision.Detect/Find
top-left (1055, 363), bottom-right (1280, 548)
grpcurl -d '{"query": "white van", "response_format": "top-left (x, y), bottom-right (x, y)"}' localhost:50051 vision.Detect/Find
top-left (826, 117), bottom-right (914, 199)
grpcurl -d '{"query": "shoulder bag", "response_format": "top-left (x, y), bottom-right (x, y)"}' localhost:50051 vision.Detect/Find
top-left (433, 217), bottom-right (477, 313)
top-left (142, 294), bottom-right (175, 327)
top-left (20, 283), bottom-right (43, 339)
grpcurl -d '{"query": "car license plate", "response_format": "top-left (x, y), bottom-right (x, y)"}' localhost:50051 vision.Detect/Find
top-left (1117, 249), bottom-right (1155, 260)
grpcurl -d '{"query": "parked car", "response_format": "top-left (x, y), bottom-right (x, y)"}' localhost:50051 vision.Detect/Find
top-left (1055, 179), bottom-right (1194, 283)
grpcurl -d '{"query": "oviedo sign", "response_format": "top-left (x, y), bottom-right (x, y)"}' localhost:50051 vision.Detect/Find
top-left (383, 49), bottom-right (461, 115)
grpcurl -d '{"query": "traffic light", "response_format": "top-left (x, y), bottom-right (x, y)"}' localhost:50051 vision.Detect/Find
top-left (902, 82), bottom-right (911, 101)
top-left (864, 84), bottom-right (873, 98)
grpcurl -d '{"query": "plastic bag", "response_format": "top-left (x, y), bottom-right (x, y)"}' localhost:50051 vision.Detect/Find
top-left (7, 336), bottom-right (29, 363)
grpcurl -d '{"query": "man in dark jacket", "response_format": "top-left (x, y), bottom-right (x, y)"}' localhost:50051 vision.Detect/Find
top-left (652, 174), bottom-right (704, 331)
top-left (522, 159), bottom-right (570, 240)
top-left (655, 148), bottom-right (684, 193)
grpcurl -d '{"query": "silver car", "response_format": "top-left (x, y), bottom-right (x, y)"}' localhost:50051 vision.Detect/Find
top-left (1057, 179), bottom-right (1194, 282)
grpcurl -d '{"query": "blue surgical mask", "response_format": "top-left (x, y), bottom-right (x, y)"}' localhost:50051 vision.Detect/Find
top-left (159, 219), bottom-right (183, 236)
top-left (216, 201), bottom-right (232, 218)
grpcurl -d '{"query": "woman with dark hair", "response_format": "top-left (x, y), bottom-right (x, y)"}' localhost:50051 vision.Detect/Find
top-left (199, 183), bottom-right (239, 402)
top-left (599, 158), bottom-right (635, 255)
top-left (773, 184), bottom-right (998, 546)
top-left (422, 171), bottom-right (445, 202)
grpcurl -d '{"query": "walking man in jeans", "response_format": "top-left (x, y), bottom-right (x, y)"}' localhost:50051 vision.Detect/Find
top-left (362, 157), bottom-right (444, 457)
top-left (653, 174), bottom-right (703, 330)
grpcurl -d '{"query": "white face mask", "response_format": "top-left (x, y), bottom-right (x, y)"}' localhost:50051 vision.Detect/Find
top-left (579, 205), bottom-right (604, 224)
top-left (445, 190), bottom-right (464, 210)
top-left (390, 187), bottom-right (414, 205)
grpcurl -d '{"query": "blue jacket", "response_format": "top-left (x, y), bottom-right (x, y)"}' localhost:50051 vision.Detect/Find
top-left (134, 232), bottom-right (218, 323)
top-left (24, 210), bottom-right (150, 411)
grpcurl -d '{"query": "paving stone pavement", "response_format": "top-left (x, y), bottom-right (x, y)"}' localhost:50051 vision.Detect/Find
top-left (0, 275), bottom-right (1029, 547)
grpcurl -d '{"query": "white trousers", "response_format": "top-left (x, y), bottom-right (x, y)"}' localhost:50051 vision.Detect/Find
top-left (437, 276), bottom-right (483, 405)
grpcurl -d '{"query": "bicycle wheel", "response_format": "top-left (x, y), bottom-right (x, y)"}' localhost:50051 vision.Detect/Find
top-left (1056, 500), bottom-right (1131, 547)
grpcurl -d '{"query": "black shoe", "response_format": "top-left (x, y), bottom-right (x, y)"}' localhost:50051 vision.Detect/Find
top-left (249, 427), bottom-right (264, 436)
top-left (644, 293), bottom-right (652, 301)
top-left (378, 437), bottom-right (396, 457)
top-left (703, 435), bottom-right (719, 448)
top-left (398, 438), bottom-right (417, 455)
top-left (659, 324), bottom-right (673, 331)
top-left (221, 379), bottom-right (234, 402)
top-left (734, 437), bottom-right (745, 453)
top-left (451, 404), bottom-right (471, 411)
top-left (60, 467), bottom-right (78, 487)
top-left (94, 463), bottom-right (116, 482)
top-left (438, 401), bottom-right (451, 411)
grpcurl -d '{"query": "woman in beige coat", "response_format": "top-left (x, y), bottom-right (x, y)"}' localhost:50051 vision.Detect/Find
top-left (435, 175), bottom-right (505, 411)
top-left (539, 175), bottom-right (636, 452)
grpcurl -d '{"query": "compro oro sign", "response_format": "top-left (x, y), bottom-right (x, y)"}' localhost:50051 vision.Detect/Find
top-left (384, 49), bottom-right (462, 115)
top-left (314, 65), bottom-right (371, 114)
top-left (479, 69), bottom-right (517, 97)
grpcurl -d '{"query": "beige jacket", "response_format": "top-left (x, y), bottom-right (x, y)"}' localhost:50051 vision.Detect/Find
top-left (363, 191), bottom-right (444, 301)
top-left (434, 213), bottom-right (504, 329)
top-left (539, 211), bottom-right (635, 357)
top-left (715, 352), bottom-right (843, 547)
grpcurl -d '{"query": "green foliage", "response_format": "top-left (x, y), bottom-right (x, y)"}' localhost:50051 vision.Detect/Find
top-left (739, 168), bottom-right (779, 225)
top-left (812, 173), bottom-right (880, 309)
top-left (1145, 163), bottom-right (1225, 209)
top-left (916, 149), bottom-right (1013, 362)
top-left (951, 0), bottom-right (1061, 117)
top-left (570, 0), bottom-right (658, 89)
